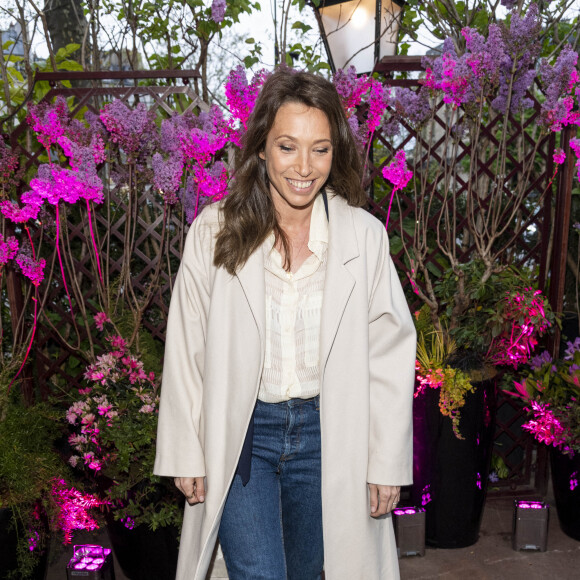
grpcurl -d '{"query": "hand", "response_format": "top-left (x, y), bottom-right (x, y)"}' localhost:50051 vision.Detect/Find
top-left (175, 477), bottom-right (206, 506)
top-left (368, 484), bottom-right (400, 517)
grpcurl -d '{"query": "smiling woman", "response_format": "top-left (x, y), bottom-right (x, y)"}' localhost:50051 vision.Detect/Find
top-left (154, 69), bottom-right (416, 580)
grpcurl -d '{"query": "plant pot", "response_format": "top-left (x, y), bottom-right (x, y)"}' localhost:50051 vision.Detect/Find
top-left (550, 448), bottom-right (580, 541)
top-left (104, 511), bottom-right (179, 580)
top-left (409, 377), bottom-right (497, 548)
top-left (0, 506), bottom-right (49, 580)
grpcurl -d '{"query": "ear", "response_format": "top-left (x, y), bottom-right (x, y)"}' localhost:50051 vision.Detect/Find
top-left (259, 151), bottom-right (266, 160)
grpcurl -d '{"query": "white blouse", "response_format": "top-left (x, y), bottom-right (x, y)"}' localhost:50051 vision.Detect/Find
top-left (258, 194), bottom-right (328, 403)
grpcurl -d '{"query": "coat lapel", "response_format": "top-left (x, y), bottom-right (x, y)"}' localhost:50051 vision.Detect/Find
top-left (235, 247), bottom-right (266, 347)
top-left (320, 195), bottom-right (359, 377)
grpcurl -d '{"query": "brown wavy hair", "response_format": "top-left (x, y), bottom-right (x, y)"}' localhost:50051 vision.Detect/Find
top-left (214, 69), bottom-right (367, 275)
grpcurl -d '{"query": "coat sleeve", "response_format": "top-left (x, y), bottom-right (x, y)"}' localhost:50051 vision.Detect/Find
top-left (367, 227), bottom-right (416, 486)
top-left (153, 210), bottom-right (214, 478)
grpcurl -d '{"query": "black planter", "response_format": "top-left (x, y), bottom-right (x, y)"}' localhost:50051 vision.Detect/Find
top-left (409, 377), bottom-right (497, 548)
top-left (105, 512), bottom-right (179, 580)
top-left (550, 448), bottom-right (580, 541)
top-left (0, 507), bottom-right (49, 580)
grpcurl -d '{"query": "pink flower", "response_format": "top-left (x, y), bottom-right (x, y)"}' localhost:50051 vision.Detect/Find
top-left (139, 404), bottom-right (155, 414)
top-left (15, 254), bottom-right (45, 286)
top-left (553, 146), bottom-right (567, 163)
top-left (0, 199), bottom-right (41, 223)
top-left (382, 150), bottom-right (413, 191)
top-left (0, 233), bottom-right (18, 265)
top-left (94, 312), bottom-right (111, 331)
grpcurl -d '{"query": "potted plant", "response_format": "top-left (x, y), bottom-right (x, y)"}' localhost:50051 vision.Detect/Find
top-left (410, 261), bottom-right (555, 548)
top-left (64, 315), bottom-right (183, 580)
top-left (508, 338), bottom-right (580, 540)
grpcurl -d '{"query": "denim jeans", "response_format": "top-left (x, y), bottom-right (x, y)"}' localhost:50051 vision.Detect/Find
top-left (219, 397), bottom-right (324, 580)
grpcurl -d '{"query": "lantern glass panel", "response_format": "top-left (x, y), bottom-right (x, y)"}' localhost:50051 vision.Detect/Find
top-left (319, 0), bottom-right (402, 73)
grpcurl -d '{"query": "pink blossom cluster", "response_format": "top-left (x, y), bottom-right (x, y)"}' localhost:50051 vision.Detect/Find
top-left (27, 97), bottom-right (70, 148)
top-left (523, 401), bottom-right (572, 452)
top-left (15, 254), bottom-right (46, 286)
top-left (50, 478), bottom-right (109, 544)
top-left (67, 330), bottom-right (158, 474)
top-left (414, 361), bottom-right (444, 398)
top-left (225, 66), bottom-right (269, 130)
top-left (94, 311), bottom-right (111, 331)
top-left (487, 288), bottom-right (552, 368)
top-left (382, 150), bottom-right (413, 191)
top-left (0, 233), bottom-right (19, 265)
top-left (334, 67), bottom-right (389, 145)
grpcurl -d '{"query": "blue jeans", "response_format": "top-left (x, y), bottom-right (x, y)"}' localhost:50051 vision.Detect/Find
top-left (219, 397), bottom-right (324, 580)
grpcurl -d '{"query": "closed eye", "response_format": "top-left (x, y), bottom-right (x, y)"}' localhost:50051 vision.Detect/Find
top-left (315, 148), bottom-right (330, 154)
top-left (279, 145), bottom-right (294, 152)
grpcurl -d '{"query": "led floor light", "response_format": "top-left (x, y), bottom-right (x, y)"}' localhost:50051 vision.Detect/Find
top-left (66, 544), bottom-right (116, 579)
top-left (512, 500), bottom-right (549, 552)
top-left (393, 507), bottom-right (426, 557)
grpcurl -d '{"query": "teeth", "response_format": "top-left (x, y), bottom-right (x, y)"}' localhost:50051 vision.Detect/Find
top-left (287, 179), bottom-right (313, 189)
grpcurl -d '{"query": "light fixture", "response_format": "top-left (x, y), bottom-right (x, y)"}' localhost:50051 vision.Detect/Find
top-left (66, 544), bottom-right (115, 579)
top-left (512, 500), bottom-right (549, 552)
top-left (393, 506), bottom-right (426, 557)
top-left (312, 0), bottom-right (405, 73)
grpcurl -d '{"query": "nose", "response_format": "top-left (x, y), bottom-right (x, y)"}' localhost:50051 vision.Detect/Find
top-left (296, 150), bottom-right (312, 177)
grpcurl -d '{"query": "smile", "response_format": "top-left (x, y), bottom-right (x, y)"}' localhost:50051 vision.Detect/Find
top-left (287, 179), bottom-right (314, 189)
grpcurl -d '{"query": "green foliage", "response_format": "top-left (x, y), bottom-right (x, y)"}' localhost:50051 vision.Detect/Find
top-left (416, 327), bottom-right (475, 439)
top-left (0, 388), bottom-right (65, 579)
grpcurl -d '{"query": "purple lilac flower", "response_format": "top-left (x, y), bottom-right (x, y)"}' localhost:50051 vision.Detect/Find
top-left (500, 0), bottom-right (518, 8)
top-left (333, 66), bottom-right (367, 111)
top-left (152, 153), bottom-right (184, 202)
top-left (553, 148), bottom-right (566, 164)
top-left (391, 86), bottom-right (431, 126)
top-left (15, 253), bottom-right (46, 286)
top-left (211, 0), bottom-right (226, 24)
top-left (529, 350), bottom-right (553, 371)
top-left (0, 233), bottom-right (18, 264)
top-left (225, 66), bottom-right (269, 129)
top-left (564, 338), bottom-right (580, 360)
top-left (0, 139), bottom-right (19, 192)
top-left (30, 164), bottom-right (104, 205)
top-left (539, 46), bottom-right (580, 131)
top-left (27, 96), bottom-right (70, 148)
top-left (100, 101), bottom-right (158, 160)
top-left (0, 199), bottom-right (41, 223)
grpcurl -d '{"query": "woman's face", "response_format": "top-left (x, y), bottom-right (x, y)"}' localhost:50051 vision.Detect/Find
top-left (259, 102), bottom-right (333, 214)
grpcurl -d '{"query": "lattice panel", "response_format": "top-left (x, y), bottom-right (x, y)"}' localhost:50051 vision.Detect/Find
top-left (364, 71), bottom-right (560, 494)
top-left (5, 80), bottom-right (207, 398)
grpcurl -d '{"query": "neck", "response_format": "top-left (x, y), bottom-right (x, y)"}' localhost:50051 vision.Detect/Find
top-left (274, 198), bottom-right (316, 235)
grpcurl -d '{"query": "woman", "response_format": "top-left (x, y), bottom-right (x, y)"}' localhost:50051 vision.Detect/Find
top-left (154, 70), bottom-right (416, 580)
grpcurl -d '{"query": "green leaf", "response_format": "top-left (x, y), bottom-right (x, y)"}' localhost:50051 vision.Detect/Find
top-left (57, 60), bottom-right (84, 72)
top-left (243, 55), bottom-right (259, 68)
top-left (291, 21), bottom-right (312, 34)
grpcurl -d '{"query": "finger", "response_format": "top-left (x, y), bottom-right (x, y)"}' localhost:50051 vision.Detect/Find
top-left (194, 477), bottom-right (206, 502)
top-left (369, 483), bottom-right (379, 516)
top-left (174, 477), bottom-right (195, 501)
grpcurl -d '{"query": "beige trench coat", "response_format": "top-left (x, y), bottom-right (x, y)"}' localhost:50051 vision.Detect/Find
top-left (154, 193), bottom-right (416, 580)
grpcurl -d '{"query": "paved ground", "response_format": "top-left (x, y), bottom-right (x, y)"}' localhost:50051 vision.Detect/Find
top-left (47, 495), bottom-right (579, 579)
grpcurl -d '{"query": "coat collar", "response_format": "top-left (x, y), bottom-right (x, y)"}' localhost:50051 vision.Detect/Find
top-left (235, 192), bottom-right (360, 372)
